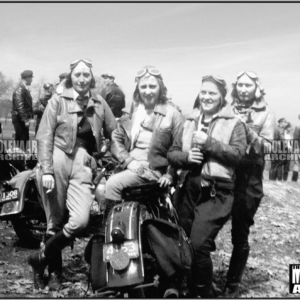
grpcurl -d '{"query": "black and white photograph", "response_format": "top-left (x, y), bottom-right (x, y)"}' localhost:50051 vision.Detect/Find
top-left (0, 2), bottom-right (300, 298)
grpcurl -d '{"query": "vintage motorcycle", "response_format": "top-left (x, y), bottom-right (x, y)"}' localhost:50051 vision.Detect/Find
top-left (0, 139), bottom-right (42, 248)
top-left (86, 181), bottom-right (194, 298)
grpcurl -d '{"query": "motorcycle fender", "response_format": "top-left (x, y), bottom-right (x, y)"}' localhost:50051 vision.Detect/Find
top-left (0, 170), bottom-right (34, 217)
top-left (105, 201), bottom-right (150, 288)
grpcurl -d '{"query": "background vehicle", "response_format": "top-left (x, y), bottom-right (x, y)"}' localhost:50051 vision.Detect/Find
top-left (0, 139), bottom-right (42, 248)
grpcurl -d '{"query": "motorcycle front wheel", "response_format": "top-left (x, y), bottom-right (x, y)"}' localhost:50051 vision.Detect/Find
top-left (11, 179), bottom-right (46, 248)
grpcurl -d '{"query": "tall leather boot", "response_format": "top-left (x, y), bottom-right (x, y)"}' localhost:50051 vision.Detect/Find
top-left (192, 250), bottom-right (218, 298)
top-left (44, 231), bottom-right (73, 291)
top-left (27, 233), bottom-right (54, 290)
top-left (99, 199), bottom-right (121, 237)
top-left (48, 249), bottom-right (63, 291)
top-left (28, 231), bottom-right (72, 291)
top-left (292, 171), bottom-right (299, 182)
top-left (223, 246), bottom-right (249, 298)
top-left (283, 172), bottom-right (289, 181)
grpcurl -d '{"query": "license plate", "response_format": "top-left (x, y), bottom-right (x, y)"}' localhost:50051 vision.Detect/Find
top-left (103, 240), bottom-right (139, 262)
top-left (1, 188), bottom-right (19, 202)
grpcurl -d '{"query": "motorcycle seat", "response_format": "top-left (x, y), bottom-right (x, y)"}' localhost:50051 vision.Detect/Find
top-left (122, 181), bottom-right (166, 200)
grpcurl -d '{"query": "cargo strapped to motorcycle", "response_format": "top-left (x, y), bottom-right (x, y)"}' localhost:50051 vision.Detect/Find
top-left (143, 218), bottom-right (195, 279)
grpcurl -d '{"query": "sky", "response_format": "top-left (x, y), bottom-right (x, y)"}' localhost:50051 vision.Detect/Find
top-left (0, 2), bottom-right (300, 124)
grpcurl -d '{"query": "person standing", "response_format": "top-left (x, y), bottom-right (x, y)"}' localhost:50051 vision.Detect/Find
top-left (54, 73), bottom-right (69, 93)
top-left (33, 83), bottom-right (54, 135)
top-left (269, 118), bottom-right (286, 180)
top-left (275, 118), bottom-right (291, 181)
top-left (58, 72), bottom-right (68, 83)
top-left (282, 122), bottom-right (293, 181)
top-left (11, 70), bottom-right (34, 151)
top-left (168, 75), bottom-right (247, 298)
top-left (27, 59), bottom-right (116, 291)
top-left (223, 71), bottom-right (276, 297)
top-left (100, 73), bottom-right (125, 118)
top-left (292, 114), bottom-right (300, 182)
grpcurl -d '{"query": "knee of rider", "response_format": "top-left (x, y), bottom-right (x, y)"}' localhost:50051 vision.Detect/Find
top-left (70, 216), bottom-right (89, 235)
top-left (105, 176), bottom-right (123, 200)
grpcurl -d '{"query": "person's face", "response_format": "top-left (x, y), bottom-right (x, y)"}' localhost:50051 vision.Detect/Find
top-left (279, 120), bottom-right (287, 128)
top-left (24, 76), bottom-right (33, 86)
top-left (236, 74), bottom-right (256, 102)
top-left (71, 62), bottom-right (92, 95)
top-left (138, 74), bottom-right (160, 109)
top-left (44, 88), bottom-right (52, 97)
top-left (102, 76), bottom-right (113, 86)
top-left (199, 81), bottom-right (222, 115)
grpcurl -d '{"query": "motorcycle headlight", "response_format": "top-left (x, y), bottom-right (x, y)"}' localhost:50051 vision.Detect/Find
top-left (111, 226), bottom-right (125, 243)
top-left (0, 200), bottom-right (20, 215)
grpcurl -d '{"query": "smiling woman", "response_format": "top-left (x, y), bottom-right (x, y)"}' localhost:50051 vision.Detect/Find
top-left (167, 75), bottom-right (247, 298)
top-left (27, 58), bottom-right (116, 291)
top-left (99, 65), bottom-right (183, 240)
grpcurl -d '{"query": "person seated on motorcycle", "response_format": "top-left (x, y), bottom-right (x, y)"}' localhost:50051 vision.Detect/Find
top-left (101, 65), bottom-right (183, 235)
top-left (27, 58), bottom-right (117, 291)
top-left (167, 75), bottom-right (247, 298)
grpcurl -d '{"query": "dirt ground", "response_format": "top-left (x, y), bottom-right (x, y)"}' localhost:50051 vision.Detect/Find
top-left (0, 172), bottom-right (300, 298)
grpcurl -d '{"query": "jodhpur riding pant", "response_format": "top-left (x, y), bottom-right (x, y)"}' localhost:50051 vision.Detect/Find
top-left (37, 145), bottom-right (94, 238)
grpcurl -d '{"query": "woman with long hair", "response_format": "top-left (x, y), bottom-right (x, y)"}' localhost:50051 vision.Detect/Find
top-left (100, 65), bottom-right (183, 235)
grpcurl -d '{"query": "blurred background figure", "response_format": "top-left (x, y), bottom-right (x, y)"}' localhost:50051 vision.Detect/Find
top-left (276, 118), bottom-right (291, 181)
top-left (55, 73), bottom-right (69, 92)
top-left (100, 73), bottom-right (125, 118)
top-left (11, 70), bottom-right (34, 151)
top-left (58, 72), bottom-right (68, 83)
top-left (269, 118), bottom-right (286, 180)
top-left (292, 114), bottom-right (300, 182)
top-left (33, 83), bottom-right (54, 135)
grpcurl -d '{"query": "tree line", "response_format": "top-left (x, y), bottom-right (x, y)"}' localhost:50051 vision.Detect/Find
top-left (0, 71), bottom-right (106, 122)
